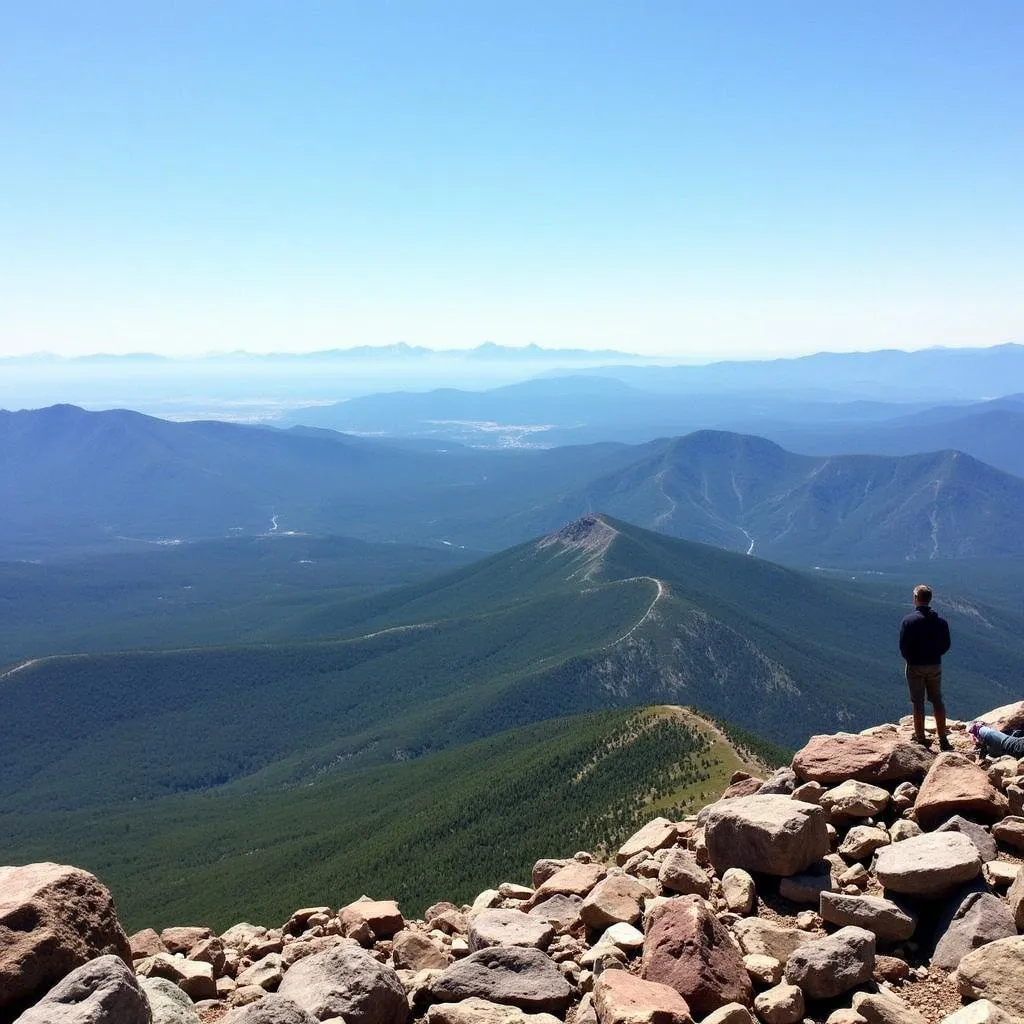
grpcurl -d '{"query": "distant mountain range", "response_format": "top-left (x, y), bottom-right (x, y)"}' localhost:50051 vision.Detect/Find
top-left (2, 342), bottom-right (1022, 419)
top-left (3, 405), bottom-right (1023, 566)
top-left (282, 378), bottom-right (1024, 478)
top-left (0, 342), bottom-right (653, 366)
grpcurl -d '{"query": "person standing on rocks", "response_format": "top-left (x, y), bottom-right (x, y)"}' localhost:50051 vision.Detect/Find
top-left (900, 584), bottom-right (952, 749)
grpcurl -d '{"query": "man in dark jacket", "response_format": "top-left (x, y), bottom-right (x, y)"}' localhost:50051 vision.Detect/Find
top-left (900, 584), bottom-right (952, 749)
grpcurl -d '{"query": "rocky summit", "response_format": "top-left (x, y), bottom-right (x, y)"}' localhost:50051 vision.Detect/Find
top-left (6, 705), bottom-right (1024, 1024)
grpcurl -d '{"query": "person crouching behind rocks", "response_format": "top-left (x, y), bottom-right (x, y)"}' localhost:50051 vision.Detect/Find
top-left (899, 583), bottom-right (952, 750)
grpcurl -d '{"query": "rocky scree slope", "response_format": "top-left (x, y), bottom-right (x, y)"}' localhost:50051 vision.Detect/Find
top-left (8, 703), bottom-right (1024, 1024)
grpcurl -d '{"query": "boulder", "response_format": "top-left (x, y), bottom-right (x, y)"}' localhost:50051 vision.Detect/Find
top-left (703, 796), bottom-right (828, 877)
top-left (889, 819), bottom-right (922, 842)
top-left (819, 780), bottom-right (890, 819)
top-left (837, 826), bottom-right (890, 861)
top-left (1007, 866), bottom-right (1024, 928)
top-left (0, 863), bottom-right (131, 1015)
top-left (527, 894), bottom-right (582, 933)
top-left (189, 940), bottom-right (224, 976)
top-left (580, 874), bottom-right (646, 929)
top-left (129, 928), bottom-right (168, 960)
top-left (140, 976), bottom-right (202, 1024)
top-left (752, 983), bottom-right (804, 1024)
top-left (160, 927), bottom-right (212, 954)
top-left (657, 850), bottom-right (710, 898)
top-left (641, 896), bottom-right (752, 1018)
top-left (531, 862), bottom-right (569, 890)
top-left (938, 1000), bottom-right (1022, 1023)
top-left (992, 816), bottom-right (1024, 851)
top-left (730, 918), bottom-right (812, 964)
top-left (914, 753), bottom-right (1009, 828)
top-left (593, 970), bottom-right (693, 1024)
top-left (220, 995), bottom-right (321, 1024)
top-left (852, 988), bottom-right (928, 1024)
top-left (777, 862), bottom-right (835, 905)
top-left (957, 936), bottom-right (1024, 1017)
top-left (700, 1008), bottom-right (755, 1024)
top-left (792, 733), bottom-right (933, 785)
top-left (757, 767), bottom-right (797, 796)
top-left (601, 922), bottom-right (645, 952)
top-left (339, 897), bottom-right (404, 942)
top-left (13, 955), bottom-right (148, 1024)
top-left (221, 924), bottom-right (268, 951)
top-left (429, 946), bottom-right (572, 1014)
top-left (393, 930), bottom-right (450, 970)
top-left (135, 953), bottom-right (217, 1001)
top-left (236, 952), bottom-right (284, 991)
top-left (873, 831), bottom-right (982, 895)
top-left (936, 816), bottom-right (999, 862)
top-left (783, 926), bottom-right (875, 1000)
top-left (742, 953), bottom-right (782, 987)
top-left (818, 892), bottom-right (916, 943)
top-left (616, 819), bottom-right (679, 865)
top-left (931, 892), bottom-right (1017, 971)
top-left (425, 997), bottom-right (562, 1024)
top-left (530, 862), bottom-right (605, 902)
top-left (468, 909), bottom-right (554, 952)
top-left (721, 778), bottom-right (764, 800)
top-left (276, 942), bottom-right (407, 1024)
top-left (720, 869), bottom-right (756, 915)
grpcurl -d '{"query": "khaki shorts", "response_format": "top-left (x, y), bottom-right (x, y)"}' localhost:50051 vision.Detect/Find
top-left (906, 663), bottom-right (944, 709)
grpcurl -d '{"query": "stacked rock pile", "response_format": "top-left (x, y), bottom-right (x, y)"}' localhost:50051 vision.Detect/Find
top-left (6, 701), bottom-right (1024, 1024)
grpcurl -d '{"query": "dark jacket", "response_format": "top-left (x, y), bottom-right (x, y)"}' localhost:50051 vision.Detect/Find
top-left (900, 606), bottom-right (951, 665)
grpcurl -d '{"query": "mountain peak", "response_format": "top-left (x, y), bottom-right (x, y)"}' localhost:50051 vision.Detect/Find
top-left (535, 515), bottom-right (619, 577)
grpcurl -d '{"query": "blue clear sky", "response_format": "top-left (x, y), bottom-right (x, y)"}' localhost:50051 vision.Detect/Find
top-left (1, 1), bottom-right (1022, 358)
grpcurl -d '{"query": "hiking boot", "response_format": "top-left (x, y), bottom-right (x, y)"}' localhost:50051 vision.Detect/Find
top-left (938, 735), bottom-right (953, 751)
top-left (913, 735), bottom-right (931, 748)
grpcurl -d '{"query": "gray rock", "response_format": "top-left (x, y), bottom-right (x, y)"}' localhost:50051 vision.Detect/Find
top-left (957, 936), bottom-right (1024, 1016)
top-left (936, 815), bottom-right (999, 862)
top-left (429, 946), bottom-right (572, 1014)
top-left (819, 780), bottom-right (889, 819)
top-left (778, 862), bottom-right (834, 905)
top-left (392, 930), bottom-right (449, 971)
top-left (818, 892), bottom-right (916, 943)
top-left (14, 955), bottom-right (148, 1024)
top-left (657, 849), bottom-right (711, 898)
top-left (757, 767), bottom-right (797, 795)
top-left (721, 869), bottom-right (756, 915)
top-left (873, 831), bottom-right (981, 895)
top-left (527, 895), bottom-right (582, 933)
top-left (141, 977), bottom-right (202, 1024)
top-left (783, 926), bottom-right (875, 1000)
top-left (704, 796), bottom-right (828, 877)
top-left (931, 892), bottom-right (1017, 971)
top-left (469, 910), bottom-right (554, 953)
top-left (852, 988), bottom-right (928, 1024)
top-left (221, 995), bottom-right (320, 1024)
top-left (426, 997), bottom-right (562, 1024)
top-left (277, 943), bottom-right (406, 1024)
top-left (837, 826), bottom-right (890, 861)
top-left (730, 918), bottom-right (812, 964)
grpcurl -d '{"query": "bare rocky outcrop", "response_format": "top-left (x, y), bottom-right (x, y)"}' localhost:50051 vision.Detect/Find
top-left (0, 863), bottom-right (131, 1016)
top-left (16, 704), bottom-right (1024, 1024)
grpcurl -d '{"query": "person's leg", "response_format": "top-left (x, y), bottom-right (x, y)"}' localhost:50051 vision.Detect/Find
top-left (977, 726), bottom-right (1024, 758)
top-left (925, 667), bottom-right (949, 748)
top-left (906, 665), bottom-right (928, 743)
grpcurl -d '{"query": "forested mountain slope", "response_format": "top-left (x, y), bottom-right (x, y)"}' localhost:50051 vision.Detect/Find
top-left (2, 517), bottom-right (1018, 821)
